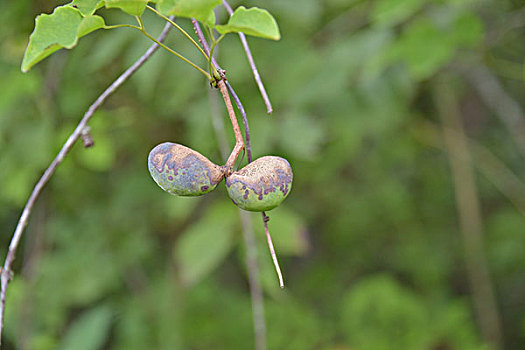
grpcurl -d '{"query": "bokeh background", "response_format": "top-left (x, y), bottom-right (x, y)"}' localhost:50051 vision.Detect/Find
top-left (1, 0), bottom-right (525, 349)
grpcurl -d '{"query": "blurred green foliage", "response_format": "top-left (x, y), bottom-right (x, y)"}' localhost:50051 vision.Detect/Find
top-left (1, 0), bottom-right (525, 349)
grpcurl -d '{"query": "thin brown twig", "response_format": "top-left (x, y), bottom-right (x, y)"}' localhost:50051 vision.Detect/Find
top-left (0, 18), bottom-right (174, 345)
top-left (222, 0), bottom-right (273, 114)
top-left (217, 79), bottom-right (245, 172)
top-left (225, 81), bottom-right (252, 162)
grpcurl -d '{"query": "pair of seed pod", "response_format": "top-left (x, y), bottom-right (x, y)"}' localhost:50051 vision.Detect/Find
top-left (148, 142), bottom-right (293, 212)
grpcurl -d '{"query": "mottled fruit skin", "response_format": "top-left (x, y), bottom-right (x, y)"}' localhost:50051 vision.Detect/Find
top-left (226, 156), bottom-right (293, 212)
top-left (148, 142), bottom-right (224, 196)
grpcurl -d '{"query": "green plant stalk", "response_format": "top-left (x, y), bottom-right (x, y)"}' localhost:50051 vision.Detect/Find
top-left (146, 5), bottom-right (209, 61)
top-left (104, 24), bottom-right (139, 30)
top-left (208, 34), bottom-right (225, 80)
top-left (134, 16), bottom-right (211, 80)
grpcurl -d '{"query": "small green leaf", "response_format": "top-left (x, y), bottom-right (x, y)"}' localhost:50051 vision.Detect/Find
top-left (72, 0), bottom-right (103, 16)
top-left (59, 305), bottom-right (113, 350)
top-left (78, 15), bottom-right (106, 37)
top-left (156, 0), bottom-right (221, 26)
top-left (215, 6), bottom-right (280, 41)
top-left (104, 0), bottom-right (148, 16)
top-left (21, 6), bottom-right (83, 72)
top-left (21, 6), bottom-right (106, 72)
top-left (174, 203), bottom-right (237, 287)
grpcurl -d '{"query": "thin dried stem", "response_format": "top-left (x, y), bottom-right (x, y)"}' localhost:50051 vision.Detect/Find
top-left (225, 81), bottom-right (252, 162)
top-left (262, 213), bottom-right (284, 288)
top-left (222, 0), bottom-right (273, 114)
top-left (217, 79), bottom-right (245, 172)
top-left (0, 19), bottom-right (174, 345)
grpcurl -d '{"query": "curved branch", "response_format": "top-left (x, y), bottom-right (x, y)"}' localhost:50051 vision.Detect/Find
top-left (0, 18), bottom-right (174, 345)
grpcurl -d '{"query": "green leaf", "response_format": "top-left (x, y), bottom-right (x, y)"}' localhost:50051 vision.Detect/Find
top-left (174, 203), bottom-right (237, 287)
top-left (215, 6), bottom-right (280, 40)
top-left (21, 6), bottom-right (83, 72)
top-left (21, 6), bottom-right (106, 72)
top-left (59, 305), bottom-right (113, 350)
top-left (104, 0), bottom-right (148, 16)
top-left (72, 0), bottom-right (103, 16)
top-left (78, 15), bottom-right (106, 37)
top-left (156, 0), bottom-right (221, 26)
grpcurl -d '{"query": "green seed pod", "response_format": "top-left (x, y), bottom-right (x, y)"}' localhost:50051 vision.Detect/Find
top-left (148, 142), bottom-right (225, 196)
top-left (225, 156), bottom-right (293, 212)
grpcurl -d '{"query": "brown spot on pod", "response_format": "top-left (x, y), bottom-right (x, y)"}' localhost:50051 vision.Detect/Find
top-left (148, 142), bottom-right (225, 196)
top-left (225, 156), bottom-right (293, 212)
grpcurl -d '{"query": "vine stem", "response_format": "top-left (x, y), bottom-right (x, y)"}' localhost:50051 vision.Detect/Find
top-left (225, 81), bottom-right (252, 162)
top-left (146, 5), bottom-right (209, 61)
top-left (135, 16), bottom-right (211, 80)
top-left (217, 79), bottom-right (245, 173)
top-left (0, 19), bottom-right (174, 346)
top-left (222, 0), bottom-right (273, 114)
